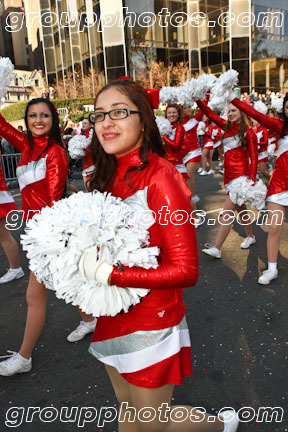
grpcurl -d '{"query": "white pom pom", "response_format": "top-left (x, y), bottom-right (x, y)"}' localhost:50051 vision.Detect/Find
top-left (0, 57), bottom-right (15, 104)
top-left (254, 101), bottom-right (268, 115)
top-left (159, 86), bottom-right (178, 104)
top-left (267, 143), bottom-right (276, 157)
top-left (155, 116), bottom-right (172, 136)
top-left (229, 176), bottom-right (267, 208)
top-left (21, 191), bottom-right (160, 317)
top-left (210, 70), bottom-right (239, 111)
top-left (68, 129), bottom-right (93, 159)
top-left (179, 77), bottom-right (207, 104)
top-left (272, 98), bottom-right (283, 113)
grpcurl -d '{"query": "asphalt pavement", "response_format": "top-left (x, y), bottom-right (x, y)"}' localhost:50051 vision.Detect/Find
top-left (0, 168), bottom-right (287, 432)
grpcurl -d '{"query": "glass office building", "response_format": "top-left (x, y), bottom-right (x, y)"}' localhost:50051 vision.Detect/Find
top-left (199, 0), bottom-right (288, 92)
top-left (30, 0), bottom-right (288, 93)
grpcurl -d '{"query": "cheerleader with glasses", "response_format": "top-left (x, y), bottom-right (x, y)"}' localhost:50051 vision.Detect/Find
top-left (77, 80), bottom-right (239, 432)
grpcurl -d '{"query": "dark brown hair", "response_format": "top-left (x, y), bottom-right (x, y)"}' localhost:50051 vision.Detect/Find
top-left (280, 93), bottom-right (288, 138)
top-left (88, 80), bottom-right (165, 192)
top-left (225, 105), bottom-right (248, 150)
top-left (165, 103), bottom-right (183, 124)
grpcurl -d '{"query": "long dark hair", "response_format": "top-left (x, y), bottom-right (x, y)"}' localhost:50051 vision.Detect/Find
top-left (24, 98), bottom-right (65, 161)
top-left (225, 105), bottom-right (248, 150)
top-left (88, 80), bottom-right (165, 193)
top-left (165, 103), bottom-right (183, 124)
top-left (280, 93), bottom-right (288, 138)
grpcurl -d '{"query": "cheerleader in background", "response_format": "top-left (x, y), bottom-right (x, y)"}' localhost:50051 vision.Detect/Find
top-left (0, 150), bottom-right (24, 284)
top-left (212, 122), bottom-right (224, 169)
top-left (0, 99), bottom-right (94, 377)
top-left (84, 79), bottom-right (239, 432)
top-left (196, 99), bottom-right (258, 258)
top-left (162, 103), bottom-right (186, 178)
top-left (231, 94), bottom-right (288, 284)
top-left (250, 118), bottom-right (270, 180)
top-left (182, 104), bottom-right (203, 203)
top-left (199, 115), bottom-right (215, 176)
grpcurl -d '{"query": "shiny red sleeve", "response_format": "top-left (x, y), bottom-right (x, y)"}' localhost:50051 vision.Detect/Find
top-left (196, 100), bottom-right (226, 130)
top-left (259, 127), bottom-right (268, 148)
top-left (110, 170), bottom-right (199, 290)
top-left (0, 114), bottom-right (26, 152)
top-left (162, 124), bottom-right (185, 151)
top-left (194, 108), bottom-right (204, 122)
top-left (193, 93), bottom-right (209, 122)
top-left (246, 128), bottom-right (258, 182)
top-left (232, 98), bottom-right (283, 135)
top-left (46, 147), bottom-right (68, 206)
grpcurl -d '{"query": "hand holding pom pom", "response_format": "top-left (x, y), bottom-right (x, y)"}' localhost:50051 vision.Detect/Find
top-left (79, 245), bottom-right (113, 285)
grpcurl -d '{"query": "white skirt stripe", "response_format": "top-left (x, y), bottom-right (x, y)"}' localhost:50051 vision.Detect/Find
top-left (82, 165), bottom-right (95, 177)
top-left (89, 328), bottom-right (191, 374)
top-left (267, 191), bottom-right (288, 206)
top-left (183, 148), bottom-right (202, 164)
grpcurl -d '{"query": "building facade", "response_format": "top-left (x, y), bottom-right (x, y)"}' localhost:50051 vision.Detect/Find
top-left (17, 0), bottom-right (288, 93)
top-left (198, 0), bottom-right (288, 92)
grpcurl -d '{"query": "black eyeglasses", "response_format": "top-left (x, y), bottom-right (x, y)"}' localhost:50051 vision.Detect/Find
top-left (89, 108), bottom-right (141, 123)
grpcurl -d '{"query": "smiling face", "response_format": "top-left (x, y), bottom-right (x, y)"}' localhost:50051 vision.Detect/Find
top-left (94, 87), bottom-right (143, 158)
top-left (166, 107), bottom-right (179, 123)
top-left (227, 103), bottom-right (242, 124)
top-left (27, 102), bottom-right (53, 137)
top-left (82, 118), bottom-right (91, 131)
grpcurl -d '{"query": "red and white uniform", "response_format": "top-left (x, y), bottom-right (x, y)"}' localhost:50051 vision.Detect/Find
top-left (232, 98), bottom-right (288, 206)
top-left (89, 147), bottom-right (199, 388)
top-left (82, 129), bottom-right (94, 178)
top-left (182, 110), bottom-right (203, 164)
top-left (0, 114), bottom-right (68, 220)
top-left (0, 166), bottom-right (17, 218)
top-left (197, 101), bottom-right (258, 192)
top-left (162, 122), bottom-right (187, 179)
top-left (202, 122), bottom-right (214, 150)
top-left (254, 125), bottom-right (268, 163)
top-left (212, 126), bottom-right (222, 149)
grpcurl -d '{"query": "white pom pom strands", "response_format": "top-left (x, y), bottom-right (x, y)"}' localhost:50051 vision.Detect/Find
top-left (21, 191), bottom-right (160, 318)
top-left (210, 70), bottom-right (239, 112)
top-left (68, 128), bottom-right (93, 159)
top-left (228, 176), bottom-right (267, 209)
top-left (254, 101), bottom-right (268, 115)
top-left (0, 57), bottom-right (15, 105)
top-left (159, 71), bottom-right (237, 109)
top-left (159, 86), bottom-right (179, 104)
top-left (155, 116), bottom-right (172, 136)
top-left (272, 98), bottom-right (283, 114)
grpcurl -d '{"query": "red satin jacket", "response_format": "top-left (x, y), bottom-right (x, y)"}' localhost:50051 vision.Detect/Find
top-left (231, 98), bottom-right (288, 198)
top-left (197, 101), bottom-right (258, 185)
top-left (162, 122), bottom-right (185, 166)
top-left (97, 147), bottom-right (199, 332)
top-left (253, 125), bottom-right (268, 153)
top-left (0, 114), bottom-right (68, 220)
top-left (181, 110), bottom-right (203, 157)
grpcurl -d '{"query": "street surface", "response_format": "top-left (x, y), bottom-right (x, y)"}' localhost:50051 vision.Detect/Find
top-left (0, 169), bottom-right (287, 432)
